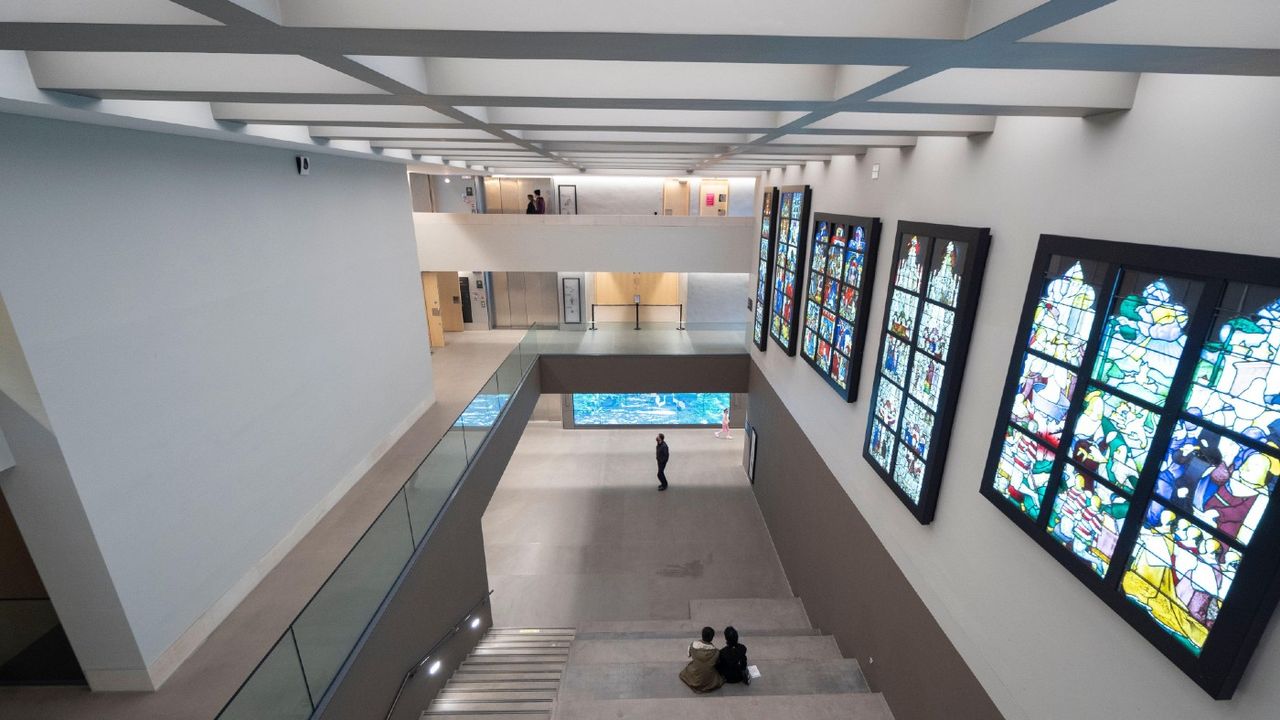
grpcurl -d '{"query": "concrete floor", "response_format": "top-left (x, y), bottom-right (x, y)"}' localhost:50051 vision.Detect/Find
top-left (0, 330), bottom-right (524, 720)
top-left (483, 424), bottom-right (793, 628)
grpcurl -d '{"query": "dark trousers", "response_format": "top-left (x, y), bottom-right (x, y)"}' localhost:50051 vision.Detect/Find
top-left (657, 461), bottom-right (668, 488)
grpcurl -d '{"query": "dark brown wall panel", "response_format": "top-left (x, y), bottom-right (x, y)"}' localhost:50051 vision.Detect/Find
top-left (746, 361), bottom-right (1003, 720)
top-left (538, 354), bottom-right (750, 394)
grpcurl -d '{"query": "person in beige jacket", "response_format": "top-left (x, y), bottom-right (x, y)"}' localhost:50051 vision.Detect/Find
top-left (679, 626), bottom-right (724, 693)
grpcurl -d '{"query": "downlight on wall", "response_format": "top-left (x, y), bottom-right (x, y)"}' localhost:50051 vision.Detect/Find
top-left (428, 660), bottom-right (442, 675)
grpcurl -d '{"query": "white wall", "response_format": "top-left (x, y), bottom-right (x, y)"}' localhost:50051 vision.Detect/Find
top-left (0, 113), bottom-right (433, 689)
top-left (686, 273), bottom-right (749, 325)
top-left (416, 214), bottom-right (753, 273)
top-left (749, 74), bottom-right (1280, 720)
top-left (538, 175), bottom-right (756, 216)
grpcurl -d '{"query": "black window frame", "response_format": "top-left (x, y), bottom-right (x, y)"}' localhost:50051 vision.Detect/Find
top-left (752, 186), bottom-right (780, 352)
top-left (767, 185), bottom-right (813, 356)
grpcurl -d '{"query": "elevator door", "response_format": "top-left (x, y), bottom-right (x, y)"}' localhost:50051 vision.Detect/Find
top-left (491, 272), bottom-right (559, 327)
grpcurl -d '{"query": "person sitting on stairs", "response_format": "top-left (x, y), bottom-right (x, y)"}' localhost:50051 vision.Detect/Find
top-left (679, 626), bottom-right (724, 693)
top-left (714, 626), bottom-right (750, 685)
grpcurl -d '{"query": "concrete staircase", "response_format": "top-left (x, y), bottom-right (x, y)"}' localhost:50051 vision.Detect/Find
top-left (552, 598), bottom-right (893, 720)
top-left (421, 628), bottom-right (575, 719)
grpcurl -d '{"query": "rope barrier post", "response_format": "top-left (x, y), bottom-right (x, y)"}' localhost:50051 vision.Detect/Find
top-left (634, 301), bottom-right (641, 330)
top-left (590, 303), bottom-right (596, 330)
top-left (678, 303), bottom-right (686, 331)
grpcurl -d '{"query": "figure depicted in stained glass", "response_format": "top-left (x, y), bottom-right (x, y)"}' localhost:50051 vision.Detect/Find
top-left (1123, 504), bottom-right (1242, 653)
top-left (875, 380), bottom-right (903, 431)
top-left (994, 428), bottom-right (1055, 520)
top-left (817, 339), bottom-right (832, 372)
top-left (780, 197), bottom-right (792, 219)
top-left (902, 399), bottom-right (934, 459)
top-left (889, 290), bottom-right (919, 340)
top-left (831, 354), bottom-right (849, 389)
top-left (917, 303), bottom-right (955, 359)
top-left (835, 319), bottom-right (854, 357)
top-left (802, 327), bottom-right (818, 360)
top-left (790, 193), bottom-right (802, 218)
top-left (786, 246), bottom-right (797, 272)
top-left (823, 277), bottom-right (840, 311)
top-left (846, 226), bottom-right (867, 287)
top-left (1010, 355), bottom-right (1076, 447)
top-left (895, 236), bottom-right (925, 293)
top-left (894, 445), bottom-right (926, 502)
top-left (827, 231), bottom-right (846, 279)
top-left (909, 355), bottom-right (945, 411)
top-left (1029, 261), bottom-right (1097, 367)
top-left (882, 334), bottom-right (910, 387)
top-left (819, 310), bottom-right (836, 342)
top-left (870, 419), bottom-right (895, 471)
top-left (1155, 420), bottom-right (1280, 544)
top-left (811, 241), bottom-right (827, 274)
top-left (1187, 294), bottom-right (1280, 437)
top-left (805, 301), bottom-right (820, 331)
top-left (926, 241), bottom-right (963, 307)
top-left (839, 286), bottom-right (858, 323)
top-left (1093, 278), bottom-right (1192, 405)
top-left (1071, 387), bottom-right (1157, 491)
top-left (1047, 469), bottom-right (1130, 577)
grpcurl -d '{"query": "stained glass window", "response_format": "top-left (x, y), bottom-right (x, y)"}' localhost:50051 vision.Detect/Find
top-left (767, 186), bottom-right (811, 355)
top-left (799, 214), bottom-right (882, 401)
top-left (981, 238), bottom-right (1280, 699)
top-left (864, 222), bottom-right (991, 523)
top-left (751, 188), bottom-right (778, 351)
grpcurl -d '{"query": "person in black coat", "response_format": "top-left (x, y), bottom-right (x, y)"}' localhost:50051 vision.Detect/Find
top-left (715, 626), bottom-right (750, 685)
top-left (656, 433), bottom-right (669, 491)
top-left (525, 194), bottom-right (537, 214)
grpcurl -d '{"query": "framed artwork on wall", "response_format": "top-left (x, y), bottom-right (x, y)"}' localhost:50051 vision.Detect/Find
top-left (752, 187), bottom-right (780, 351)
top-left (979, 235), bottom-right (1280, 699)
top-left (767, 185), bottom-right (813, 355)
top-left (561, 277), bottom-right (582, 324)
top-left (558, 184), bottom-right (578, 215)
top-left (747, 424), bottom-right (758, 484)
top-left (863, 220), bottom-right (992, 523)
top-left (799, 213), bottom-right (882, 401)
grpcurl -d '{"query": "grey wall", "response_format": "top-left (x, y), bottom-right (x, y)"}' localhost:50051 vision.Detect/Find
top-left (428, 175), bottom-right (478, 213)
top-left (539, 355), bottom-right (750, 394)
top-left (747, 363), bottom-right (1001, 720)
top-left (686, 272), bottom-right (750, 325)
top-left (750, 74), bottom-right (1280, 719)
top-left (0, 112), bottom-right (434, 689)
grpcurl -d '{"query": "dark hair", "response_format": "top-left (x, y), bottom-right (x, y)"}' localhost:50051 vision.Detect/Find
top-left (658, 433), bottom-right (665, 441)
top-left (534, 189), bottom-right (542, 195)
top-left (701, 626), bottom-right (715, 643)
top-left (723, 626), bottom-right (739, 646)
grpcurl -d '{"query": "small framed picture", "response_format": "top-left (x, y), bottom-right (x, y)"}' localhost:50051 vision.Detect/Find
top-left (747, 425), bottom-right (758, 483)
top-left (562, 277), bottom-right (582, 324)
top-left (558, 184), bottom-right (578, 215)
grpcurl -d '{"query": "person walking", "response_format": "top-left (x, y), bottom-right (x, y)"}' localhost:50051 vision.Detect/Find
top-left (533, 188), bottom-right (546, 214)
top-left (656, 433), bottom-right (669, 491)
top-left (525, 193), bottom-right (537, 214)
top-left (679, 627), bottom-right (724, 693)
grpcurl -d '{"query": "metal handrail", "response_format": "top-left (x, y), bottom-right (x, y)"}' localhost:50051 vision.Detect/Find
top-left (383, 591), bottom-right (494, 720)
top-left (589, 302), bottom-right (685, 330)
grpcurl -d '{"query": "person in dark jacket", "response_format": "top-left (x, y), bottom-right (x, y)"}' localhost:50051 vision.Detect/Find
top-left (525, 194), bottom-right (537, 214)
top-left (533, 189), bottom-right (546, 214)
top-left (656, 433), bottom-right (669, 491)
top-left (715, 626), bottom-right (750, 685)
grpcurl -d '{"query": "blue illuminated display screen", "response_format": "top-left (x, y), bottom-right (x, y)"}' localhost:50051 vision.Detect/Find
top-left (572, 393), bottom-right (730, 426)
top-left (455, 394), bottom-right (510, 428)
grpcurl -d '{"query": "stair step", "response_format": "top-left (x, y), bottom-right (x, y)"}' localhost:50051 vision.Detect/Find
top-left (552, 693), bottom-right (893, 720)
top-left (485, 628), bottom-right (575, 635)
top-left (477, 640), bottom-right (572, 648)
top-left (437, 686), bottom-right (558, 696)
top-left (689, 598), bottom-right (811, 629)
top-left (471, 647), bottom-right (569, 656)
top-left (425, 700), bottom-right (552, 714)
top-left (422, 715), bottom-right (549, 720)
top-left (575, 626), bottom-right (821, 640)
top-left (558, 659), bottom-right (870, 700)
top-left (457, 663), bottom-right (567, 674)
top-left (568, 635), bottom-right (842, 664)
top-left (438, 681), bottom-right (560, 691)
top-left (450, 666), bottom-right (560, 676)
top-left (464, 655), bottom-right (567, 665)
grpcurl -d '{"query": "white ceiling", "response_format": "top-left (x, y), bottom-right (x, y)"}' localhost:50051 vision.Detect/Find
top-left (1, 0), bottom-right (1277, 174)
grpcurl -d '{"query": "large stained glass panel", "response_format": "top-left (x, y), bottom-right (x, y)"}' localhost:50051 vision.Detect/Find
top-left (865, 221), bottom-right (990, 523)
top-left (752, 187), bottom-right (778, 351)
top-left (981, 237), bottom-right (1280, 699)
top-left (767, 186), bottom-right (811, 355)
top-left (800, 215), bottom-right (881, 401)
top-left (1123, 502), bottom-right (1242, 655)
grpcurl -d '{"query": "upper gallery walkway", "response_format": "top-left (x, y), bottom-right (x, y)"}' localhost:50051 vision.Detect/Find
top-left (0, 326), bottom-right (746, 720)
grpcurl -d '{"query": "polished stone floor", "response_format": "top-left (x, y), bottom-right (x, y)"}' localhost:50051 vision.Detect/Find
top-left (484, 424), bottom-right (792, 628)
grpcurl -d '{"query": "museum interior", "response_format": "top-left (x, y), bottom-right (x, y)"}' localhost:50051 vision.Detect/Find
top-left (1, 2), bottom-right (1280, 720)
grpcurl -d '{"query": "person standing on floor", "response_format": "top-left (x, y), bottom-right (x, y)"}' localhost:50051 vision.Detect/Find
top-left (525, 193), bottom-right (537, 214)
top-left (656, 433), bottom-right (670, 491)
top-left (679, 626), bottom-right (724, 693)
top-left (533, 188), bottom-right (546, 214)
top-left (715, 626), bottom-right (750, 685)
